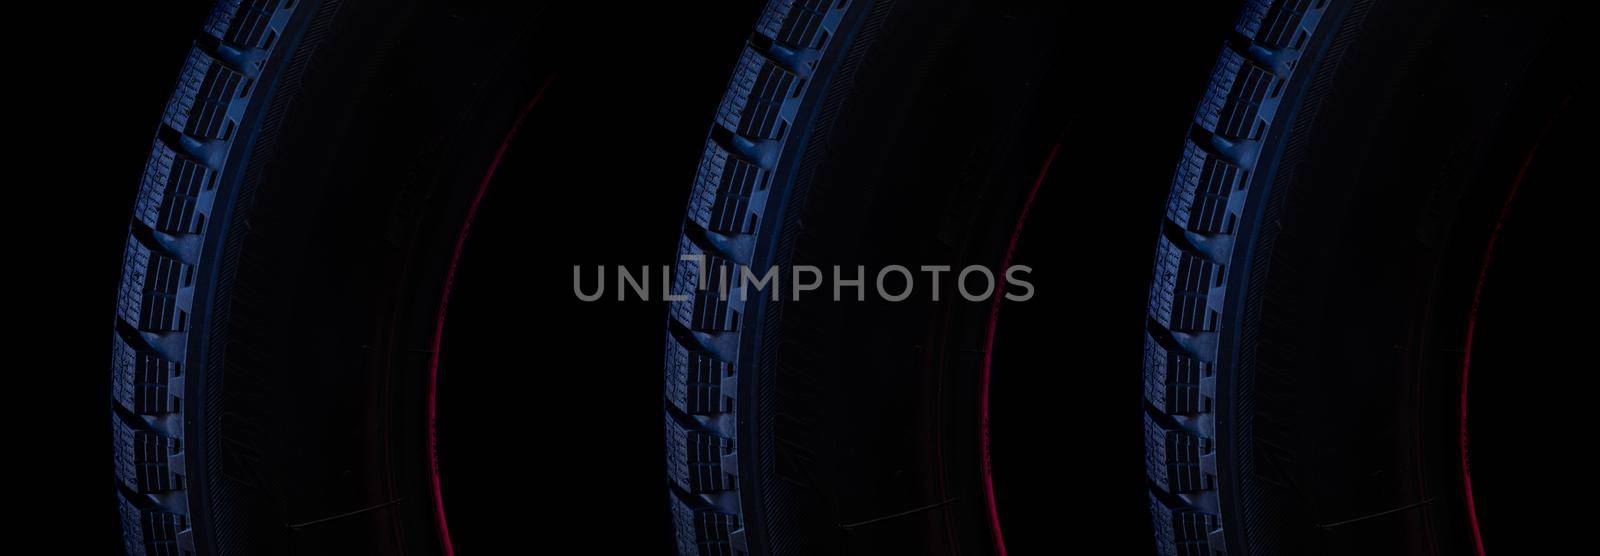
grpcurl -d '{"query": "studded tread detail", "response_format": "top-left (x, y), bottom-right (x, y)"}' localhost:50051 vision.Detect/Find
top-left (690, 139), bottom-right (772, 236)
top-left (112, 1), bottom-right (302, 554)
top-left (671, 489), bottom-right (744, 556)
top-left (666, 410), bottom-right (739, 494)
top-left (114, 332), bottom-right (183, 416)
top-left (137, 143), bottom-right (219, 237)
top-left (163, 49), bottom-right (249, 142)
top-left (1144, 333), bottom-right (1213, 416)
top-left (1143, 0), bottom-right (1335, 554)
top-left (716, 49), bottom-right (801, 141)
top-left (666, 334), bottom-right (736, 416)
top-left (1150, 493), bottom-right (1223, 556)
top-left (114, 414), bottom-right (184, 494)
top-left (664, 1), bottom-right (859, 554)
top-left (120, 494), bottom-right (191, 556)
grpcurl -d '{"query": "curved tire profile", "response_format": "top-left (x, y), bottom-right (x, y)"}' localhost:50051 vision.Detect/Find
top-left (114, 2), bottom-right (313, 552)
top-left (1142, 0), bottom-right (1574, 554)
top-left (663, 1), bottom-right (1074, 554)
top-left (662, 2), bottom-right (873, 552)
top-left (111, 1), bottom-right (551, 554)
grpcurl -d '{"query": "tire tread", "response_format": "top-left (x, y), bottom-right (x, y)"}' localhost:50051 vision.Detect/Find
top-left (1142, 0), bottom-right (1335, 554)
top-left (663, 1), bottom-right (859, 554)
top-left (111, 1), bottom-right (302, 553)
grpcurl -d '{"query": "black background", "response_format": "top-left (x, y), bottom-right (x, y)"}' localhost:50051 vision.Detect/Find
top-left (31, 1), bottom-right (1301, 553)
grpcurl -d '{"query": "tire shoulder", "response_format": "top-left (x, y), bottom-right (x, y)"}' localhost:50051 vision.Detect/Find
top-left (113, 1), bottom-right (305, 554)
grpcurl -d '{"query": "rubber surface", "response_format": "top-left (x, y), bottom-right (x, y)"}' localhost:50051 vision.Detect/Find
top-left (664, 2), bottom-right (1084, 553)
top-left (665, 2), bottom-right (862, 554)
top-left (113, 1), bottom-right (553, 553)
top-left (114, 2), bottom-right (307, 554)
top-left (1142, 0), bottom-right (1575, 553)
top-left (1142, 1), bottom-right (1344, 553)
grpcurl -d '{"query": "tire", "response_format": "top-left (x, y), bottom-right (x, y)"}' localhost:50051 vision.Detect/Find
top-left (110, 1), bottom-right (550, 554)
top-left (662, 1), bottom-right (1072, 554)
top-left (1141, 0), bottom-right (1575, 554)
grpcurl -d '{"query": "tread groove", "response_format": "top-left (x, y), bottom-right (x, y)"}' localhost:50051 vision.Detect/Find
top-left (1143, 1), bottom-right (1339, 553)
top-left (111, 0), bottom-right (305, 553)
top-left (663, 1), bottom-right (864, 553)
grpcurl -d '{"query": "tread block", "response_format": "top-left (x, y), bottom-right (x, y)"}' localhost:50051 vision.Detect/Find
top-left (163, 48), bottom-right (247, 141)
top-left (1149, 494), bottom-right (1221, 556)
top-left (1194, 49), bottom-right (1246, 138)
top-left (1165, 143), bottom-right (1206, 228)
top-left (113, 333), bottom-right (182, 416)
top-left (666, 336), bottom-right (735, 415)
top-left (666, 413), bottom-right (736, 493)
top-left (119, 492), bottom-right (190, 556)
top-left (114, 417), bottom-right (182, 494)
top-left (214, 0), bottom-right (288, 49)
top-left (1145, 334), bottom-right (1213, 415)
top-left (118, 240), bottom-right (193, 333)
top-left (1209, 57), bottom-right (1281, 141)
top-left (1255, 0), bottom-right (1322, 50)
top-left (138, 143), bottom-right (217, 235)
top-left (671, 492), bottom-right (742, 556)
top-left (203, 0), bottom-right (245, 40)
top-left (1169, 141), bottom-right (1247, 235)
top-left (1145, 414), bottom-right (1214, 494)
top-left (689, 141), bottom-right (769, 235)
top-left (1193, 45), bottom-right (1288, 141)
top-left (1149, 237), bottom-right (1224, 334)
top-left (717, 48), bottom-right (801, 141)
top-left (671, 237), bottom-right (742, 333)
top-left (1233, 0), bottom-right (1274, 42)
top-left (756, 0), bottom-right (842, 49)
